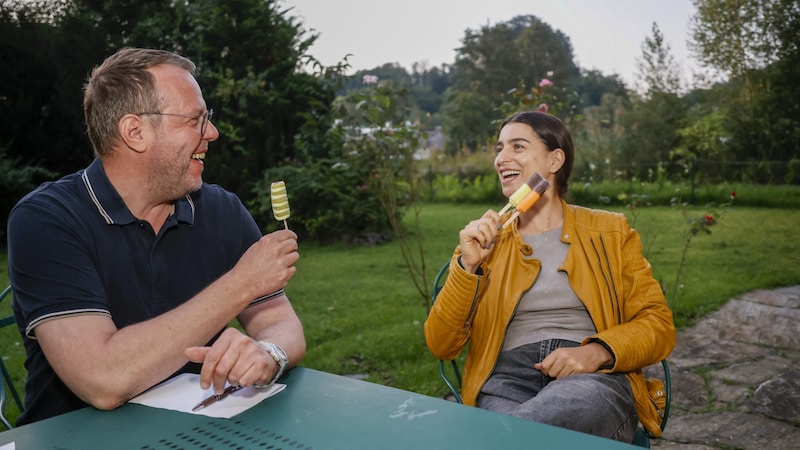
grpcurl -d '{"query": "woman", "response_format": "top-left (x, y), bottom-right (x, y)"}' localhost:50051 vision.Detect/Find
top-left (424, 111), bottom-right (675, 442)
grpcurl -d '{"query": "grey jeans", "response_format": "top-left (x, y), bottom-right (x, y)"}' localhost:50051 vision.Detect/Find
top-left (476, 339), bottom-right (638, 443)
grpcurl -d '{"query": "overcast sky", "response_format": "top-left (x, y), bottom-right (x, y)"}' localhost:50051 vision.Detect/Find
top-left (281, 0), bottom-right (699, 88)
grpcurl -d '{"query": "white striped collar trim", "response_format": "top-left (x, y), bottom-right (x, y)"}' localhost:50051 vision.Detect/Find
top-left (185, 194), bottom-right (195, 220)
top-left (81, 170), bottom-right (114, 225)
top-left (82, 169), bottom-right (196, 224)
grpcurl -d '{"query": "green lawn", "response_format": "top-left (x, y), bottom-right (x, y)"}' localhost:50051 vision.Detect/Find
top-left (2, 202), bottom-right (799, 426)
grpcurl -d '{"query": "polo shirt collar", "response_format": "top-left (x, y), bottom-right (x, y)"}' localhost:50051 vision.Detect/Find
top-left (82, 159), bottom-right (196, 226)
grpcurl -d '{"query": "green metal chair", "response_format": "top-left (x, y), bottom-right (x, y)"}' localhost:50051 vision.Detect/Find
top-left (430, 261), bottom-right (671, 448)
top-left (0, 286), bottom-right (25, 429)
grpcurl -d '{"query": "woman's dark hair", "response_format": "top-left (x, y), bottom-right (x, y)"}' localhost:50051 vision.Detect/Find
top-left (501, 111), bottom-right (574, 197)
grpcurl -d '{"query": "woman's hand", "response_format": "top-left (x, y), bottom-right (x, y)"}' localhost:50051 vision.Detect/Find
top-left (534, 343), bottom-right (614, 379)
top-left (458, 210), bottom-right (502, 273)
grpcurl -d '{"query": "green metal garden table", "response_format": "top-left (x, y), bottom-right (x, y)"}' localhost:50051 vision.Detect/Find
top-left (0, 367), bottom-right (638, 449)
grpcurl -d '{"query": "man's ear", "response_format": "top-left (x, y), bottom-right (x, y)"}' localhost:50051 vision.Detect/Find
top-left (549, 148), bottom-right (566, 173)
top-left (119, 114), bottom-right (148, 153)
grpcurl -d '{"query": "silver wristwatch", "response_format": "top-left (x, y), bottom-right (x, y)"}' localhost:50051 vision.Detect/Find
top-left (256, 341), bottom-right (288, 387)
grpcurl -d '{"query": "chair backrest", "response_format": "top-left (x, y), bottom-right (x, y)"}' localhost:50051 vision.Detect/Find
top-left (0, 286), bottom-right (25, 429)
top-left (429, 260), bottom-right (671, 448)
top-left (430, 260), bottom-right (462, 404)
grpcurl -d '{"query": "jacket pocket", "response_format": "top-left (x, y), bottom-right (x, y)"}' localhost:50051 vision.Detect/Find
top-left (646, 377), bottom-right (667, 426)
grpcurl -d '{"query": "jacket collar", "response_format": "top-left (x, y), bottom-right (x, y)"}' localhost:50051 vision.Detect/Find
top-left (560, 199), bottom-right (575, 243)
top-left (503, 198), bottom-right (574, 247)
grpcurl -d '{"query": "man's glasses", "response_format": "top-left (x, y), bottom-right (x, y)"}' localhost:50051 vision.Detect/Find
top-left (137, 109), bottom-right (214, 136)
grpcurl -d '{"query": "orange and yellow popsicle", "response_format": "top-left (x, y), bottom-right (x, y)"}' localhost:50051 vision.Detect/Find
top-left (498, 173), bottom-right (548, 215)
top-left (501, 174), bottom-right (550, 229)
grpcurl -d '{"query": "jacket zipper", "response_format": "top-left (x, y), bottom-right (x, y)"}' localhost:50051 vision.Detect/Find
top-left (599, 235), bottom-right (623, 323)
top-left (463, 276), bottom-right (481, 333)
top-left (477, 262), bottom-right (537, 396)
top-left (589, 235), bottom-right (621, 323)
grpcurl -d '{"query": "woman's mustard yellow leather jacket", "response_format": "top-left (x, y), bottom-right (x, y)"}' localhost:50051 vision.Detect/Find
top-left (424, 200), bottom-right (676, 436)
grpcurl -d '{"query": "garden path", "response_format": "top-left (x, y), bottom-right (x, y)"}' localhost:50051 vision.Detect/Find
top-left (652, 285), bottom-right (800, 449)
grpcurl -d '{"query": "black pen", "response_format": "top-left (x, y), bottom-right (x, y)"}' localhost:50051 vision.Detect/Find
top-left (192, 385), bottom-right (243, 412)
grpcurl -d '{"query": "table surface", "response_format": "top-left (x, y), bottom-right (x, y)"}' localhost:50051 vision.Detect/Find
top-left (0, 367), bottom-right (638, 449)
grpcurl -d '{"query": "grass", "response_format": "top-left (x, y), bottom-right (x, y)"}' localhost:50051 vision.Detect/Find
top-left (1, 201), bottom-right (799, 426)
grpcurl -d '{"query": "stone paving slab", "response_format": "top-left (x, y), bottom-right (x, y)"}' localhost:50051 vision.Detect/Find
top-left (746, 366), bottom-right (800, 423)
top-left (651, 285), bottom-right (800, 450)
top-left (657, 412), bottom-right (800, 449)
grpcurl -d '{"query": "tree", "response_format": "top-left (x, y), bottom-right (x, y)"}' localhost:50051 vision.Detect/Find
top-left (338, 62), bottom-right (454, 130)
top-left (618, 22), bottom-right (688, 179)
top-left (116, 0), bottom-right (343, 200)
top-left (672, 104), bottom-right (731, 184)
top-left (572, 69), bottom-right (628, 110)
top-left (571, 92), bottom-right (630, 183)
top-left (690, 0), bottom-right (800, 170)
top-left (635, 22), bottom-right (682, 95)
top-left (0, 0), bottom-right (96, 175)
top-left (0, 0), bottom-right (344, 206)
top-left (442, 15), bottom-right (580, 152)
top-left (690, 0), bottom-right (782, 81)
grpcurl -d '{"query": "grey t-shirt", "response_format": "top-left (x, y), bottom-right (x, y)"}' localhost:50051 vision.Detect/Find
top-left (503, 226), bottom-right (597, 351)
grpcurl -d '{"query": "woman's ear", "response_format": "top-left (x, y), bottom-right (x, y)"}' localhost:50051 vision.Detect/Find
top-left (549, 148), bottom-right (566, 173)
top-left (118, 114), bottom-right (148, 153)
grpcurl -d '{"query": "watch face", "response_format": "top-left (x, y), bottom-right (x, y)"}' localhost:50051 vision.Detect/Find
top-left (267, 343), bottom-right (288, 367)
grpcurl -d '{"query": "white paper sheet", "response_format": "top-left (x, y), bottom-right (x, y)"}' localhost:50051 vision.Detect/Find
top-left (129, 373), bottom-right (285, 418)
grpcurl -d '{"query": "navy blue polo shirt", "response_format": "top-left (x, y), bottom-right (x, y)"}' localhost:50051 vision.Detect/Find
top-left (8, 159), bottom-right (263, 425)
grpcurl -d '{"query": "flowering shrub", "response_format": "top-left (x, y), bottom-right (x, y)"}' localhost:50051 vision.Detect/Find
top-left (669, 191), bottom-right (736, 305)
top-left (496, 76), bottom-right (578, 123)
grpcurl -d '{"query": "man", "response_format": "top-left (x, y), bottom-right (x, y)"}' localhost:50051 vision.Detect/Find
top-left (7, 47), bottom-right (305, 425)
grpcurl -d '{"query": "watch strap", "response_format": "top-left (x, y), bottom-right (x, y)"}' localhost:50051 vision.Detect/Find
top-left (254, 341), bottom-right (288, 387)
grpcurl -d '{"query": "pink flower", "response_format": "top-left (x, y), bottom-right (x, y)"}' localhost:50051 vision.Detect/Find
top-left (536, 103), bottom-right (549, 113)
top-left (539, 78), bottom-right (553, 87)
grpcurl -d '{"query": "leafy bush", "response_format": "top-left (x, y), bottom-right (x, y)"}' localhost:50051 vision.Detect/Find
top-left (429, 174), bottom-right (504, 203)
top-left (250, 81), bottom-right (428, 245)
top-left (251, 160), bottom-right (389, 244)
top-left (786, 158), bottom-right (800, 184)
top-left (567, 180), bottom-right (800, 208)
top-left (0, 152), bottom-right (57, 246)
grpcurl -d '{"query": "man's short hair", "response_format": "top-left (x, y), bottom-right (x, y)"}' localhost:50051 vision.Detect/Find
top-left (83, 48), bottom-right (196, 157)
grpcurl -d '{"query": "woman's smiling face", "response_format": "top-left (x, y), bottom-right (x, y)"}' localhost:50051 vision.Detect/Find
top-left (494, 122), bottom-right (555, 199)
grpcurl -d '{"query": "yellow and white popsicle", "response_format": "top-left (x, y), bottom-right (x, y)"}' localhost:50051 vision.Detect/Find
top-left (498, 173), bottom-right (548, 216)
top-left (501, 174), bottom-right (551, 229)
top-left (270, 181), bottom-right (290, 229)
